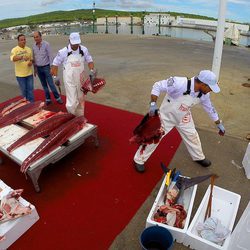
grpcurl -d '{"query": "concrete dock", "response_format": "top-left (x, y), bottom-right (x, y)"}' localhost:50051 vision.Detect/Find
top-left (0, 34), bottom-right (249, 249)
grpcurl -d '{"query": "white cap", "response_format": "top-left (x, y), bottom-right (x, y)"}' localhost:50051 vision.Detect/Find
top-left (69, 32), bottom-right (81, 45)
top-left (197, 70), bottom-right (220, 93)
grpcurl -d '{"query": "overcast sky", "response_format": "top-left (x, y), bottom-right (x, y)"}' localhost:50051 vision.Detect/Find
top-left (0, 0), bottom-right (249, 23)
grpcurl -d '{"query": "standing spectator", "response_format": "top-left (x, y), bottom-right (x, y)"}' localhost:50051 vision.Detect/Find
top-left (10, 34), bottom-right (34, 102)
top-left (33, 31), bottom-right (63, 105)
top-left (51, 32), bottom-right (95, 116)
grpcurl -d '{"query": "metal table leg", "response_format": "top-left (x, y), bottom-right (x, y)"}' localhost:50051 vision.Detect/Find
top-left (27, 168), bottom-right (43, 192)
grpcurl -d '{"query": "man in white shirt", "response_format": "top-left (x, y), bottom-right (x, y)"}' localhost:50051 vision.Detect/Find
top-left (51, 32), bottom-right (95, 116)
top-left (134, 70), bottom-right (226, 173)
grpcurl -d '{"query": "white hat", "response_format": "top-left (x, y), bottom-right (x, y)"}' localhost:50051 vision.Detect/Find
top-left (69, 32), bottom-right (81, 45)
top-left (197, 70), bottom-right (220, 93)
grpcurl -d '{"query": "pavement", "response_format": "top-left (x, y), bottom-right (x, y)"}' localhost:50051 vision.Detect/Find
top-left (0, 34), bottom-right (249, 249)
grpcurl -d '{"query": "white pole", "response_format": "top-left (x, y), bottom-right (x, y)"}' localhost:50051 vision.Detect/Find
top-left (212, 0), bottom-right (227, 79)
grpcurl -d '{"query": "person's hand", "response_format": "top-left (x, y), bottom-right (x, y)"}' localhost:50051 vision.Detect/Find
top-left (50, 65), bottom-right (58, 77)
top-left (27, 61), bottom-right (32, 67)
top-left (89, 69), bottom-right (97, 82)
top-left (217, 123), bottom-right (225, 136)
top-left (23, 55), bottom-right (29, 61)
top-left (149, 102), bottom-right (158, 116)
top-left (53, 76), bottom-right (61, 86)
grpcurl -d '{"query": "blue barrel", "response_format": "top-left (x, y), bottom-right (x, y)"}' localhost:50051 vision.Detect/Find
top-left (140, 226), bottom-right (173, 250)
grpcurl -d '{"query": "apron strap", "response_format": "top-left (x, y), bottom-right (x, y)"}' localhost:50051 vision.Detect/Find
top-left (183, 78), bottom-right (203, 98)
top-left (183, 78), bottom-right (191, 95)
top-left (67, 46), bottom-right (84, 57)
top-left (197, 91), bottom-right (203, 98)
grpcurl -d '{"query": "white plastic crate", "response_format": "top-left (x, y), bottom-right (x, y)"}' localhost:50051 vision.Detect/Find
top-left (242, 142), bottom-right (250, 179)
top-left (227, 201), bottom-right (250, 250)
top-left (185, 185), bottom-right (241, 250)
top-left (0, 180), bottom-right (39, 250)
top-left (146, 175), bottom-right (197, 243)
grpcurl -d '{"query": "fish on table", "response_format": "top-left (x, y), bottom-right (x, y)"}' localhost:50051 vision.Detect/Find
top-left (0, 101), bottom-right (44, 129)
top-left (7, 112), bottom-right (75, 153)
top-left (21, 116), bottom-right (87, 173)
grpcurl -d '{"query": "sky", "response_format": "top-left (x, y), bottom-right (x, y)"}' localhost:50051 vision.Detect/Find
top-left (0, 0), bottom-right (249, 23)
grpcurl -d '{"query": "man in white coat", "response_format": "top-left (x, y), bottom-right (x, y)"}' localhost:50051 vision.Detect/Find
top-left (134, 70), bottom-right (225, 173)
top-left (51, 32), bottom-right (95, 116)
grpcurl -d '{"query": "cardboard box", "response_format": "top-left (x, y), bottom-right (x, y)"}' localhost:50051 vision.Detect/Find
top-left (146, 175), bottom-right (197, 243)
top-left (0, 180), bottom-right (39, 250)
top-left (184, 185), bottom-right (241, 250)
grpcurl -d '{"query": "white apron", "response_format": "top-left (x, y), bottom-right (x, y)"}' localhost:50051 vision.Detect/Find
top-left (134, 93), bottom-right (205, 164)
top-left (63, 53), bottom-right (85, 116)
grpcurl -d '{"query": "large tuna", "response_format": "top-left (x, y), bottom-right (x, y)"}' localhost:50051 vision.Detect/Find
top-left (7, 112), bottom-right (75, 153)
top-left (0, 98), bottom-right (29, 117)
top-left (0, 101), bottom-right (44, 129)
top-left (21, 116), bottom-right (87, 173)
top-left (129, 112), bottom-right (165, 154)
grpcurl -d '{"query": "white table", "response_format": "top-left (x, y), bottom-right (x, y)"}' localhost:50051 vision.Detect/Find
top-left (0, 123), bottom-right (99, 192)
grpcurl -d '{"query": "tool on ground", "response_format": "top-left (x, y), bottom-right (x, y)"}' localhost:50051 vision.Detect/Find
top-left (204, 174), bottom-right (218, 221)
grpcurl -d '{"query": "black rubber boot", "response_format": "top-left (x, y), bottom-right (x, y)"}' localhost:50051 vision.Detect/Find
top-left (195, 158), bottom-right (211, 167)
top-left (134, 162), bottom-right (145, 173)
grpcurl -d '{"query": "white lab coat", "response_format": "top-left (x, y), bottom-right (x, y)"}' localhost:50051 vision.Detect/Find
top-left (134, 77), bottom-right (219, 164)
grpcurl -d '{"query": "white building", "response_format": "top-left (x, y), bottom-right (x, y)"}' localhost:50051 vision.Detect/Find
top-left (176, 17), bottom-right (249, 33)
top-left (144, 13), bottom-right (175, 25)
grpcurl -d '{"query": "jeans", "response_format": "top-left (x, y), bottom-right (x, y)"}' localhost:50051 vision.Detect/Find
top-left (37, 65), bottom-right (60, 101)
top-left (16, 75), bottom-right (34, 102)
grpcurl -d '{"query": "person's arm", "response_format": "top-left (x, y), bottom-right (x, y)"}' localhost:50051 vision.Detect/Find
top-left (10, 48), bottom-right (23, 62)
top-left (150, 94), bottom-right (158, 103)
top-left (27, 49), bottom-right (33, 67)
top-left (200, 94), bottom-right (219, 121)
top-left (88, 62), bottom-right (94, 71)
top-left (50, 65), bottom-right (58, 77)
top-left (47, 42), bottom-right (53, 66)
top-left (149, 78), bottom-right (170, 115)
top-left (50, 49), bottom-right (65, 76)
top-left (200, 94), bottom-right (225, 135)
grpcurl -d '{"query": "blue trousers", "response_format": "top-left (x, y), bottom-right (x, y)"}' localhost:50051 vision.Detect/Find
top-left (16, 74), bottom-right (34, 102)
top-left (37, 65), bottom-right (60, 101)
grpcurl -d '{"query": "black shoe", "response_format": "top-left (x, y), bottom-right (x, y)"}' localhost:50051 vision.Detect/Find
top-left (134, 162), bottom-right (145, 173)
top-left (46, 100), bottom-right (52, 105)
top-left (195, 158), bottom-right (211, 167)
top-left (57, 99), bottom-right (63, 104)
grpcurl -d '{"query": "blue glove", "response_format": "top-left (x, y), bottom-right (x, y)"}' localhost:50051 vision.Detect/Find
top-left (149, 102), bottom-right (158, 116)
top-left (217, 123), bottom-right (225, 136)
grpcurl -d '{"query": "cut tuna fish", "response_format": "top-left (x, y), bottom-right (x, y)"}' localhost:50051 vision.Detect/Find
top-left (21, 116), bottom-right (87, 173)
top-left (7, 112), bottom-right (75, 153)
top-left (0, 101), bottom-right (44, 129)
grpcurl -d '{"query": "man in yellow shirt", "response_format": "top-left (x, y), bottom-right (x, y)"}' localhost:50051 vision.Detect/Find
top-left (10, 34), bottom-right (34, 102)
